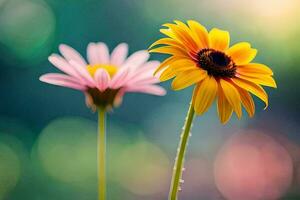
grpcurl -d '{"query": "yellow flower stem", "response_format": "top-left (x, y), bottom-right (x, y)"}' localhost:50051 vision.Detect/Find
top-left (169, 99), bottom-right (195, 200)
top-left (98, 107), bottom-right (106, 200)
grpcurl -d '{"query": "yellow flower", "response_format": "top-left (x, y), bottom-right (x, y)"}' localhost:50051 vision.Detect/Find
top-left (149, 20), bottom-right (276, 124)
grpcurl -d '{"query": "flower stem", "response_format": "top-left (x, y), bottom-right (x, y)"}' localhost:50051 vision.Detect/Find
top-left (169, 99), bottom-right (195, 200)
top-left (98, 107), bottom-right (106, 200)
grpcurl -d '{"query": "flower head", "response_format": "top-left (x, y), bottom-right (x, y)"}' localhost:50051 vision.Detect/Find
top-left (149, 20), bottom-right (276, 124)
top-left (40, 42), bottom-right (166, 110)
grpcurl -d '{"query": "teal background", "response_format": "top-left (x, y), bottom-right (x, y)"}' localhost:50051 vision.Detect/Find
top-left (0, 0), bottom-right (299, 199)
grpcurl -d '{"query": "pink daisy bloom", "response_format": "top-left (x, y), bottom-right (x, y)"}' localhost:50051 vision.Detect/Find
top-left (40, 42), bottom-right (166, 110)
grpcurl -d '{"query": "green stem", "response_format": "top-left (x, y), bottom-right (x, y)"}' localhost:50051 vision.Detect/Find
top-left (98, 107), bottom-right (106, 200)
top-left (169, 99), bottom-right (195, 200)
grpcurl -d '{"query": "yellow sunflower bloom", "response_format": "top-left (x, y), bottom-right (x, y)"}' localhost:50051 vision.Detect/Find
top-left (149, 20), bottom-right (276, 124)
top-left (149, 20), bottom-right (276, 200)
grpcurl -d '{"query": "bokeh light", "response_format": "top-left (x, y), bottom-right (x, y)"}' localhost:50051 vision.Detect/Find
top-left (214, 131), bottom-right (293, 200)
top-left (36, 117), bottom-right (97, 190)
top-left (112, 138), bottom-right (170, 196)
top-left (0, 0), bottom-right (6, 7)
top-left (0, 142), bottom-right (21, 199)
top-left (0, 117), bottom-right (35, 149)
top-left (0, 0), bottom-right (55, 64)
top-left (180, 158), bottom-right (220, 200)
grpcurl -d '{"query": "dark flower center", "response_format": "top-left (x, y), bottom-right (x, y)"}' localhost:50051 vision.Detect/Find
top-left (197, 48), bottom-right (236, 78)
top-left (87, 88), bottom-right (120, 109)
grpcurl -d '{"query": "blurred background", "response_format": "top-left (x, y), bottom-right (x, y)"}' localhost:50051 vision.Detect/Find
top-left (0, 0), bottom-right (300, 199)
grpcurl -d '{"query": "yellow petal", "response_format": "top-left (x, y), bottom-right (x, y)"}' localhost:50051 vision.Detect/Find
top-left (217, 84), bottom-right (233, 124)
top-left (237, 63), bottom-right (273, 75)
top-left (160, 28), bottom-right (189, 48)
top-left (164, 23), bottom-right (198, 52)
top-left (219, 79), bottom-right (242, 119)
top-left (226, 42), bottom-right (257, 65)
top-left (187, 20), bottom-right (209, 49)
top-left (209, 28), bottom-right (230, 51)
top-left (160, 29), bottom-right (177, 40)
top-left (154, 56), bottom-right (187, 75)
top-left (160, 67), bottom-right (176, 81)
top-left (149, 46), bottom-right (189, 57)
top-left (171, 69), bottom-right (207, 90)
top-left (149, 38), bottom-right (186, 50)
top-left (237, 73), bottom-right (277, 88)
top-left (174, 20), bottom-right (195, 35)
top-left (232, 77), bottom-right (268, 109)
top-left (171, 58), bottom-right (196, 66)
top-left (171, 65), bottom-right (198, 73)
top-left (174, 20), bottom-right (202, 50)
top-left (169, 59), bottom-right (198, 72)
top-left (236, 87), bottom-right (255, 117)
top-left (194, 76), bottom-right (218, 115)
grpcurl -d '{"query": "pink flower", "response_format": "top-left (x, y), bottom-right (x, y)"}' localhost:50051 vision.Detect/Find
top-left (40, 42), bottom-right (166, 110)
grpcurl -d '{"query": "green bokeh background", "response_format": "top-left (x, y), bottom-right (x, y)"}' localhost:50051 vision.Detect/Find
top-left (0, 0), bottom-right (300, 199)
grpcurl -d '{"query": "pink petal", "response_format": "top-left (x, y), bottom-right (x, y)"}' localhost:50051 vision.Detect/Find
top-left (110, 43), bottom-right (128, 66)
top-left (122, 50), bottom-right (150, 70)
top-left (126, 61), bottom-right (160, 83)
top-left (127, 77), bottom-right (160, 86)
top-left (69, 60), bottom-right (96, 87)
top-left (113, 88), bottom-right (126, 107)
top-left (39, 73), bottom-right (86, 90)
top-left (59, 44), bottom-right (87, 66)
top-left (96, 42), bottom-right (110, 64)
top-left (87, 42), bottom-right (101, 65)
top-left (125, 85), bottom-right (166, 96)
top-left (95, 69), bottom-right (110, 91)
top-left (109, 67), bottom-right (130, 89)
top-left (137, 60), bottom-right (160, 74)
top-left (48, 54), bottom-right (81, 79)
